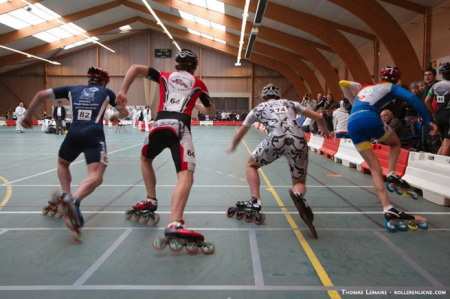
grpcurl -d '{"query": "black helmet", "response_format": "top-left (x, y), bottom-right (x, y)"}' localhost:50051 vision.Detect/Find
top-left (175, 49), bottom-right (198, 72)
top-left (88, 66), bottom-right (109, 86)
top-left (439, 62), bottom-right (450, 75)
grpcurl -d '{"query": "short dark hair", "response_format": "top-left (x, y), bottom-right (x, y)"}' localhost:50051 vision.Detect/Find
top-left (424, 68), bottom-right (437, 77)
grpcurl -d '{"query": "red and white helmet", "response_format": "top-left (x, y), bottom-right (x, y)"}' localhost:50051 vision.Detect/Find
top-left (380, 66), bottom-right (400, 84)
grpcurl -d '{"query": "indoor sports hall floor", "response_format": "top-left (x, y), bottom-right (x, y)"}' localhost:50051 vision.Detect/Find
top-left (0, 126), bottom-right (449, 299)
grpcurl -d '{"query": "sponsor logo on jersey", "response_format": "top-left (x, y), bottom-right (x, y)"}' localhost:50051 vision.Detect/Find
top-left (172, 78), bottom-right (190, 89)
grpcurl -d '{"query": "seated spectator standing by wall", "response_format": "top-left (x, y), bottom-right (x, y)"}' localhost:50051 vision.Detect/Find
top-left (333, 99), bottom-right (351, 138)
top-left (53, 101), bottom-right (66, 135)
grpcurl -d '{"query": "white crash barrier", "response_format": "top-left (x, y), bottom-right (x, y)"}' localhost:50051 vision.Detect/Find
top-left (402, 152), bottom-right (450, 206)
top-left (307, 134), bottom-right (324, 152)
top-left (334, 138), bottom-right (364, 168)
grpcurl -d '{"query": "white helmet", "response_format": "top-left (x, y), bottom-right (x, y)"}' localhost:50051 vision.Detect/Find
top-left (261, 83), bottom-right (281, 99)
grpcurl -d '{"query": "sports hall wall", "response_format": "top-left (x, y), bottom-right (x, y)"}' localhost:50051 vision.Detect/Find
top-left (0, 30), bottom-right (297, 116)
top-left (332, 0), bottom-right (450, 85)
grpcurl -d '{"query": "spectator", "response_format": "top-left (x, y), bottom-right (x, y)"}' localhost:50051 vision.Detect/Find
top-left (14, 102), bottom-right (26, 133)
top-left (333, 99), bottom-right (350, 138)
top-left (53, 101), bottom-right (66, 135)
top-left (423, 67), bottom-right (439, 96)
top-left (380, 109), bottom-right (411, 145)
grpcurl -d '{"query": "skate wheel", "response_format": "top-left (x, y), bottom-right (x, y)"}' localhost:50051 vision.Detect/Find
top-left (201, 242), bottom-right (215, 255)
top-left (42, 208), bottom-right (49, 216)
top-left (418, 222), bottom-right (428, 230)
top-left (148, 213), bottom-right (160, 226)
top-left (130, 214), bottom-right (140, 223)
top-left (48, 210), bottom-right (56, 217)
top-left (384, 220), bottom-right (397, 233)
top-left (386, 182), bottom-right (395, 193)
top-left (236, 211), bottom-right (244, 220)
top-left (185, 242), bottom-right (199, 255)
top-left (168, 239), bottom-right (183, 252)
top-left (139, 215), bottom-right (149, 225)
top-left (409, 191), bottom-right (419, 200)
top-left (226, 207), bottom-right (236, 218)
top-left (125, 210), bottom-right (133, 220)
top-left (397, 221), bottom-right (408, 232)
top-left (152, 237), bottom-right (167, 250)
top-left (254, 213), bottom-right (265, 225)
top-left (407, 221), bottom-right (418, 231)
top-left (245, 213), bottom-right (254, 223)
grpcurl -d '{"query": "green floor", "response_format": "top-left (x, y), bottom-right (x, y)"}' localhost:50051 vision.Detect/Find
top-left (0, 126), bottom-right (448, 299)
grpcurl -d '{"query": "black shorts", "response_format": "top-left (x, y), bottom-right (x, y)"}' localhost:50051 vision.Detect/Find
top-left (141, 119), bottom-right (195, 173)
top-left (435, 109), bottom-right (450, 139)
top-left (59, 124), bottom-right (107, 165)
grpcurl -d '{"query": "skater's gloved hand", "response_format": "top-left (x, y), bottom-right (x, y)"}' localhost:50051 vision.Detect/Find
top-left (117, 91), bottom-right (128, 106)
top-left (21, 114), bottom-right (33, 129)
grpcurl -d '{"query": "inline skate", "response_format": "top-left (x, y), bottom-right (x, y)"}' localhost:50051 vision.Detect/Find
top-left (153, 221), bottom-right (215, 255)
top-left (57, 192), bottom-right (84, 240)
top-left (42, 191), bottom-right (63, 218)
top-left (226, 197), bottom-right (265, 225)
top-left (384, 207), bottom-right (428, 232)
top-left (386, 174), bottom-right (419, 200)
top-left (289, 190), bottom-right (318, 239)
top-left (125, 198), bottom-right (160, 225)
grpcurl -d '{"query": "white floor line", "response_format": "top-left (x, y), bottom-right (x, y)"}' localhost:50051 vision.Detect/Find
top-left (73, 228), bottom-right (132, 286)
top-left (1, 210), bottom-right (450, 215)
top-left (2, 144), bottom-right (140, 186)
top-left (0, 285), bottom-right (446, 292)
top-left (248, 229), bottom-right (265, 287)
top-left (2, 184), bottom-right (375, 188)
top-left (0, 229), bottom-right (6, 235)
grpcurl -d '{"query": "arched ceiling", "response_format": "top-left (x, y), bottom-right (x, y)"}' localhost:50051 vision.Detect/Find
top-left (0, 0), bottom-right (446, 92)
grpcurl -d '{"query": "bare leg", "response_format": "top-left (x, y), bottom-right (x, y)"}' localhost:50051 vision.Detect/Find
top-left (381, 132), bottom-right (401, 174)
top-left (246, 159), bottom-right (261, 199)
top-left (72, 162), bottom-right (106, 201)
top-left (170, 170), bottom-right (193, 222)
top-left (57, 158), bottom-right (72, 194)
top-left (359, 149), bottom-right (391, 209)
top-left (438, 138), bottom-right (450, 156)
top-left (141, 155), bottom-right (156, 198)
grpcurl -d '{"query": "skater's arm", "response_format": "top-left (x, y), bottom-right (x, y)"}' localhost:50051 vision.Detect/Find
top-left (107, 89), bottom-right (128, 119)
top-left (302, 109), bottom-right (330, 137)
top-left (21, 89), bottom-right (53, 128)
top-left (117, 64), bottom-right (150, 105)
top-left (228, 125), bottom-right (250, 153)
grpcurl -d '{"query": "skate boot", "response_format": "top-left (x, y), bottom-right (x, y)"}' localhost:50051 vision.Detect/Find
top-left (226, 197), bottom-right (265, 225)
top-left (152, 220), bottom-right (215, 255)
top-left (125, 197), bottom-right (160, 225)
top-left (386, 173), bottom-right (419, 200)
top-left (384, 207), bottom-right (428, 233)
top-left (42, 191), bottom-right (63, 218)
top-left (289, 189), bottom-right (318, 239)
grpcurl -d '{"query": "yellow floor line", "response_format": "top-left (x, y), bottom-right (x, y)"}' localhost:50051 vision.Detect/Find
top-left (241, 140), bottom-right (341, 299)
top-left (0, 176), bottom-right (12, 209)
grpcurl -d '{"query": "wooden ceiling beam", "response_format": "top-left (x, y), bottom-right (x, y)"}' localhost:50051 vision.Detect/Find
top-left (0, 0), bottom-right (41, 15)
top-left (378, 0), bottom-right (427, 14)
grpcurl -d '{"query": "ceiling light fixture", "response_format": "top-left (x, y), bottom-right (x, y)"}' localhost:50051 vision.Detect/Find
top-left (0, 44), bottom-right (61, 65)
top-left (235, 0), bottom-right (250, 66)
top-left (141, 0), bottom-right (181, 51)
top-left (19, 0), bottom-right (115, 53)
